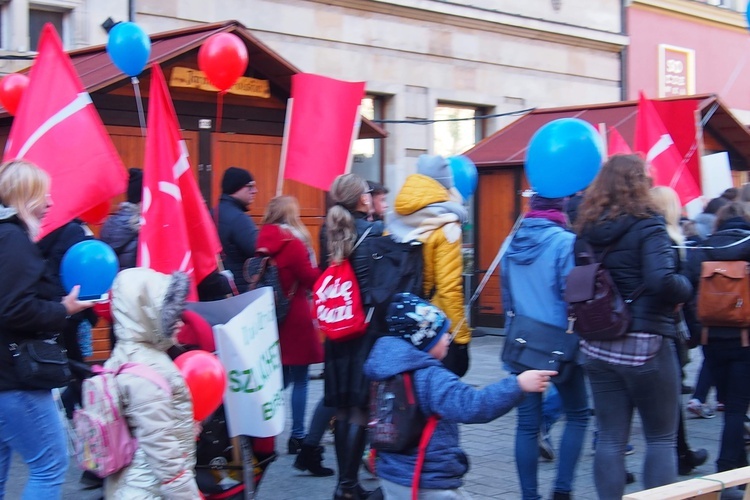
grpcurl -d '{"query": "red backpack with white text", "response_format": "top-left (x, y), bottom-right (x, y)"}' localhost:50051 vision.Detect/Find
top-left (314, 227), bottom-right (372, 342)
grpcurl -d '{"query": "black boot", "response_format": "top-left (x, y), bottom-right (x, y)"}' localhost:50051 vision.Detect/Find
top-left (333, 424), bottom-right (373, 499)
top-left (294, 444), bottom-right (335, 476)
top-left (679, 448), bottom-right (709, 475)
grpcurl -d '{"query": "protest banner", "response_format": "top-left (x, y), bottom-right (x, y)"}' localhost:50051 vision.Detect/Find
top-left (187, 287), bottom-right (284, 438)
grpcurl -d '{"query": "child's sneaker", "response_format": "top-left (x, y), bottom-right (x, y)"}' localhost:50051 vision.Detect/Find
top-left (687, 399), bottom-right (716, 419)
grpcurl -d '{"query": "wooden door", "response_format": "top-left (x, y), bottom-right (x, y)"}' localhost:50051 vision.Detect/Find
top-left (212, 133), bottom-right (327, 256)
top-left (473, 167), bottom-right (524, 327)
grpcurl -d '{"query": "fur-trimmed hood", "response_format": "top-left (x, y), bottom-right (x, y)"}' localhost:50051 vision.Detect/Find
top-left (111, 268), bottom-right (189, 351)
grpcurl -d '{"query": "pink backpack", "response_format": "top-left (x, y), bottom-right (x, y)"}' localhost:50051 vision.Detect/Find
top-left (73, 362), bottom-right (172, 478)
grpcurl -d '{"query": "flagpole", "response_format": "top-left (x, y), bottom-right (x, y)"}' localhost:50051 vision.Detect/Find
top-left (276, 98), bottom-right (294, 196)
top-left (345, 105), bottom-right (362, 175)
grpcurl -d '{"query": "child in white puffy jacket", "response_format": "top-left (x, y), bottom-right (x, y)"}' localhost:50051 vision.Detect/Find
top-left (104, 268), bottom-right (200, 499)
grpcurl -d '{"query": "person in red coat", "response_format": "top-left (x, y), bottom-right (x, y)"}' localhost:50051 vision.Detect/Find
top-left (256, 196), bottom-right (322, 454)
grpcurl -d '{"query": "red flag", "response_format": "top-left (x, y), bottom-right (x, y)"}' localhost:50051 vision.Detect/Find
top-left (4, 23), bottom-right (126, 238)
top-left (634, 93), bottom-right (701, 206)
top-left (140, 64), bottom-right (222, 298)
top-left (153, 65), bottom-right (221, 285)
top-left (282, 74), bottom-right (365, 191)
top-left (607, 126), bottom-right (632, 156)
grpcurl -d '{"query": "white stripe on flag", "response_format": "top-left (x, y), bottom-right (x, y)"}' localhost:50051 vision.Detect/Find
top-left (159, 181), bottom-right (182, 201)
top-left (17, 93), bottom-right (93, 158)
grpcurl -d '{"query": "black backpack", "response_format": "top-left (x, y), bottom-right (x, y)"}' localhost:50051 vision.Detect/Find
top-left (365, 236), bottom-right (425, 326)
top-left (243, 248), bottom-right (296, 325)
top-left (369, 372), bottom-right (426, 452)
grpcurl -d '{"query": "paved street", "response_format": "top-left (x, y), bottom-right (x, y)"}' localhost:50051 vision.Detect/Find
top-left (8, 332), bottom-right (723, 499)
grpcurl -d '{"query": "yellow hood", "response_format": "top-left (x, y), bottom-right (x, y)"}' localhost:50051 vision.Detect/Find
top-left (394, 174), bottom-right (450, 216)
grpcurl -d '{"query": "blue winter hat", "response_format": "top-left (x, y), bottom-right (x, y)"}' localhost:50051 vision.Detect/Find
top-left (385, 293), bottom-right (451, 352)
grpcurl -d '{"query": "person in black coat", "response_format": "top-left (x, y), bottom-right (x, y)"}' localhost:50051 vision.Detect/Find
top-left (100, 167), bottom-right (142, 270)
top-left (573, 154), bottom-right (693, 498)
top-left (322, 173), bottom-right (383, 500)
top-left (0, 160), bottom-right (93, 497)
top-left (213, 167), bottom-right (259, 293)
top-left (37, 219), bottom-right (98, 417)
top-left (684, 201), bottom-right (750, 475)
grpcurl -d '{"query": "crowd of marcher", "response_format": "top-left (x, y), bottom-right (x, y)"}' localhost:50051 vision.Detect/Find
top-left (1, 153), bottom-right (750, 500)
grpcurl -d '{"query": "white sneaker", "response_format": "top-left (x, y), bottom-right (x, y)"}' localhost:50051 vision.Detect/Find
top-left (687, 398), bottom-right (716, 419)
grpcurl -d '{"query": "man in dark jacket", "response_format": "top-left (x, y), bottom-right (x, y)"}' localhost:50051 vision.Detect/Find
top-left (214, 166), bottom-right (259, 293)
top-left (100, 167), bottom-right (142, 270)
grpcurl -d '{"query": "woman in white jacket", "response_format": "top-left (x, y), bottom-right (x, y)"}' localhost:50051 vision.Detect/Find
top-left (104, 267), bottom-right (199, 499)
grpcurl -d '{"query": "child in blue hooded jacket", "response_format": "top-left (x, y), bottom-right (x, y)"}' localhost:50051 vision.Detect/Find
top-left (364, 293), bottom-right (555, 499)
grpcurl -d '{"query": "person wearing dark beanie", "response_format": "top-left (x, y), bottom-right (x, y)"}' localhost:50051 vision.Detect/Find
top-left (364, 293), bottom-right (554, 499)
top-left (126, 167), bottom-right (143, 204)
top-left (101, 167), bottom-right (143, 270)
top-left (213, 166), bottom-right (259, 293)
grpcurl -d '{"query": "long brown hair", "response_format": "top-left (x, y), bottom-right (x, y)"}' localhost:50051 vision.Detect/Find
top-left (574, 154), bottom-right (657, 235)
top-left (0, 160), bottom-right (50, 239)
top-left (262, 195), bottom-right (312, 248)
top-left (326, 173), bottom-right (370, 264)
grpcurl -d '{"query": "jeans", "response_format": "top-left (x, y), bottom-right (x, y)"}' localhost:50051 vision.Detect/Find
top-left (283, 365), bottom-right (309, 439)
top-left (0, 390), bottom-right (68, 500)
top-left (515, 364), bottom-right (589, 500)
top-left (702, 342), bottom-right (750, 472)
top-left (542, 385), bottom-right (562, 433)
top-left (585, 338), bottom-right (679, 500)
top-left (304, 397), bottom-right (336, 447)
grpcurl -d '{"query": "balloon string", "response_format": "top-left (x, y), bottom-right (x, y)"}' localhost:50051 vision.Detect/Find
top-left (132, 77), bottom-right (146, 137)
top-left (216, 91), bottom-right (225, 134)
top-left (213, 91), bottom-right (226, 208)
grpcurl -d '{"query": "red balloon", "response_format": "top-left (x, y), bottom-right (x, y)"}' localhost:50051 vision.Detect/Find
top-left (80, 201), bottom-right (111, 225)
top-left (198, 33), bottom-right (248, 92)
top-left (92, 300), bottom-right (112, 323)
top-left (174, 350), bottom-right (226, 421)
top-left (0, 73), bottom-right (29, 116)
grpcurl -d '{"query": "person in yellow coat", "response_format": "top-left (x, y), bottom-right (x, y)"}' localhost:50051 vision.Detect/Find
top-left (388, 154), bottom-right (471, 377)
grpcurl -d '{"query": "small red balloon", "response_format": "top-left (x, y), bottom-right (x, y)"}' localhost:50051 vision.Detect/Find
top-left (0, 73), bottom-right (29, 116)
top-left (80, 201), bottom-right (111, 225)
top-left (174, 350), bottom-right (226, 421)
top-left (198, 33), bottom-right (248, 92)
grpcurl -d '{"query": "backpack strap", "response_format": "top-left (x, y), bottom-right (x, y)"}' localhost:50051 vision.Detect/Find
top-left (353, 226), bottom-right (373, 253)
top-left (575, 238), bottom-right (646, 304)
top-left (412, 414), bottom-right (439, 500)
top-left (117, 362), bottom-right (172, 397)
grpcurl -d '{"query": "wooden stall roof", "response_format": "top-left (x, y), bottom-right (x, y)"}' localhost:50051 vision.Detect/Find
top-left (465, 94), bottom-right (750, 171)
top-left (0, 20), bottom-right (387, 139)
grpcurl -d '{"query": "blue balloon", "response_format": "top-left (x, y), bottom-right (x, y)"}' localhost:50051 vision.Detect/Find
top-left (106, 22), bottom-right (151, 77)
top-left (61, 241), bottom-right (119, 300)
top-left (525, 118), bottom-right (603, 198)
top-left (448, 155), bottom-right (478, 199)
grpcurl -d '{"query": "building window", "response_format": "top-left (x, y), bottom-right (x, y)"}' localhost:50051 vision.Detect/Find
top-left (29, 7), bottom-right (65, 51)
top-left (351, 95), bottom-right (384, 183)
top-left (433, 104), bottom-right (482, 158)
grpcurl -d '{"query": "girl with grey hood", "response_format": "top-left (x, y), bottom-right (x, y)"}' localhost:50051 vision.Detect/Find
top-left (104, 268), bottom-right (200, 499)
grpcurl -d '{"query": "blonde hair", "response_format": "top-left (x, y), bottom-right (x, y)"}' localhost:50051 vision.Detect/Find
top-left (0, 160), bottom-right (50, 239)
top-left (262, 195), bottom-right (312, 248)
top-left (650, 185), bottom-right (685, 259)
top-left (326, 173), bottom-right (369, 264)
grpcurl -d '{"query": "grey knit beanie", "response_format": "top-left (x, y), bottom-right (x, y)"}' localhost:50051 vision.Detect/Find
top-left (417, 154), bottom-right (453, 190)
